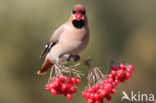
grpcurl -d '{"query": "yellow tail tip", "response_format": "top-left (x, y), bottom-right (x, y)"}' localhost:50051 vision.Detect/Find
top-left (37, 71), bottom-right (46, 75)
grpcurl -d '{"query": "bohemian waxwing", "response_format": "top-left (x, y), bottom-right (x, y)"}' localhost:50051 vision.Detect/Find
top-left (37, 4), bottom-right (90, 75)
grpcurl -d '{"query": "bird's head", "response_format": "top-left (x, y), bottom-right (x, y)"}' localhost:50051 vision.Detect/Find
top-left (70, 4), bottom-right (87, 28)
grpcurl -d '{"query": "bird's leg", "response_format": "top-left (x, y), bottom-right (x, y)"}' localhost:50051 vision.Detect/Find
top-left (60, 54), bottom-right (80, 62)
top-left (74, 55), bottom-right (80, 62)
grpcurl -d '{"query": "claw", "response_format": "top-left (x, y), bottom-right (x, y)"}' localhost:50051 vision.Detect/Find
top-left (74, 55), bottom-right (80, 62)
top-left (60, 54), bottom-right (80, 62)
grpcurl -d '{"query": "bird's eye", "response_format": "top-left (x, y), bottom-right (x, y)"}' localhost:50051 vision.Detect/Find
top-left (72, 10), bottom-right (76, 14)
top-left (81, 10), bottom-right (86, 15)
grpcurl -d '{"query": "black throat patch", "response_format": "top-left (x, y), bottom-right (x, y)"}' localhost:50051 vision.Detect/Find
top-left (72, 20), bottom-right (85, 28)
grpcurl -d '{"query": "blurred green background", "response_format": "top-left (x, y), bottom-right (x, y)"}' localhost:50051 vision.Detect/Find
top-left (0, 0), bottom-right (156, 103)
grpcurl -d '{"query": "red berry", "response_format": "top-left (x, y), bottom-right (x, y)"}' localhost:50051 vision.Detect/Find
top-left (111, 70), bottom-right (116, 76)
top-left (106, 94), bottom-right (112, 101)
top-left (70, 86), bottom-right (77, 92)
top-left (117, 70), bottom-right (125, 78)
top-left (82, 91), bottom-right (86, 97)
top-left (103, 79), bottom-right (108, 84)
top-left (55, 77), bottom-right (61, 82)
top-left (94, 84), bottom-right (100, 91)
top-left (49, 82), bottom-right (55, 88)
top-left (88, 99), bottom-right (93, 103)
top-left (120, 77), bottom-right (125, 83)
top-left (77, 79), bottom-right (81, 84)
top-left (108, 74), bottom-right (113, 78)
top-left (105, 84), bottom-right (112, 92)
top-left (95, 99), bottom-right (103, 103)
top-left (107, 78), bottom-right (113, 84)
top-left (51, 89), bottom-right (58, 95)
top-left (71, 77), bottom-right (77, 84)
top-left (61, 83), bottom-right (68, 91)
top-left (127, 65), bottom-right (134, 71)
top-left (94, 93), bottom-right (99, 100)
top-left (119, 64), bottom-right (125, 70)
top-left (110, 88), bottom-right (116, 94)
top-left (62, 76), bottom-right (69, 83)
top-left (108, 83), bottom-right (112, 88)
top-left (86, 92), bottom-right (90, 99)
top-left (112, 82), bottom-right (116, 86)
top-left (45, 84), bottom-right (51, 90)
top-left (111, 65), bottom-right (117, 70)
top-left (53, 81), bottom-right (59, 87)
top-left (59, 75), bottom-right (64, 80)
top-left (67, 84), bottom-right (72, 89)
top-left (90, 93), bottom-right (94, 99)
top-left (94, 100), bottom-right (100, 103)
top-left (87, 87), bottom-right (93, 93)
top-left (99, 84), bottom-right (104, 89)
top-left (114, 79), bottom-right (119, 85)
top-left (99, 90), bottom-right (105, 97)
top-left (51, 77), bottom-right (56, 82)
top-left (121, 70), bottom-right (125, 76)
top-left (125, 72), bottom-right (132, 79)
top-left (126, 68), bottom-right (133, 73)
top-left (117, 73), bottom-right (122, 78)
top-left (66, 94), bottom-right (72, 99)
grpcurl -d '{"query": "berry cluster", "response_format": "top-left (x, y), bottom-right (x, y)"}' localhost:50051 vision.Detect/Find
top-left (109, 64), bottom-right (134, 83)
top-left (82, 83), bottom-right (114, 103)
top-left (45, 75), bottom-right (81, 99)
top-left (82, 64), bottom-right (134, 103)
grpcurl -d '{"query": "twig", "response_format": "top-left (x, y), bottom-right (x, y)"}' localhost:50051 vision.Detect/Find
top-left (80, 57), bottom-right (107, 87)
top-left (48, 56), bottom-right (84, 83)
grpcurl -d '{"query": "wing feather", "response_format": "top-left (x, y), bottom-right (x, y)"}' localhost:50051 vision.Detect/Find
top-left (40, 24), bottom-right (64, 59)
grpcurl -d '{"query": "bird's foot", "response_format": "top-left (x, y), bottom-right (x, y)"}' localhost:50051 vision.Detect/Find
top-left (60, 54), bottom-right (80, 62)
top-left (74, 55), bottom-right (80, 62)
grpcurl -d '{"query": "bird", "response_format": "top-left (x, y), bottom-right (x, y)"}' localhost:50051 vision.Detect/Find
top-left (37, 4), bottom-right (90, 75)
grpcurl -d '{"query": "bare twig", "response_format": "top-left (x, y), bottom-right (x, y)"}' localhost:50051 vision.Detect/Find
top-left (80, 57), bottom-right (107, 87)
top-left (48, 56), bottom-right (84, 83)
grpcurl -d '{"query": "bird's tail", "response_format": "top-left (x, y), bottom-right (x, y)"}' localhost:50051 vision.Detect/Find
top-left (37, 58), bottom-right (54, 75)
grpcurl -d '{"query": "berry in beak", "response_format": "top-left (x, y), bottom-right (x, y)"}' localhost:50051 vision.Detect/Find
top-left (75, 11), bottom-right (82, 20)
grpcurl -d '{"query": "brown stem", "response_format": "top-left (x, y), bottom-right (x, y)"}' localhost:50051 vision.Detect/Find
top-left (80, 58), bottom-right (92, 69)
top-left (48, 57), bottom-right (84, 83)
top-left (80, 57), bottom-right (107, 86)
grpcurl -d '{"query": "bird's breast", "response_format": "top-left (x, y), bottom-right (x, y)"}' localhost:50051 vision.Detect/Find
top-left (60, 26), bottom-right (89, 41)
top-left (58, 27), bottom-right (89, 55)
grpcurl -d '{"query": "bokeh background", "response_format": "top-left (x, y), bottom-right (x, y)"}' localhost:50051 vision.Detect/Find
top-left (0, 0), bottom-right (156, 103)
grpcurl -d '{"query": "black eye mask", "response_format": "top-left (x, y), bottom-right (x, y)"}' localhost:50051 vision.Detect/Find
top-left (72, 10), bottom-right (86, 15)
top-left (72, 19), bottom-right (85, 28)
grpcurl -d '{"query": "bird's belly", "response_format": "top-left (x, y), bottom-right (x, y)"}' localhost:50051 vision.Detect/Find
top-left (67, 40), bottom-right (88, 55)
top-left (56, 30), bottom-right (89, 56)
top-left (64, 38), bottom-right (89, 55)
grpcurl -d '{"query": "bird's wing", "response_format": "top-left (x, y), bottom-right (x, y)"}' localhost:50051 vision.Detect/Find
top-left (40, 42), bottom-right (57, 59)
top-left (40, 24), bottom-right (64, 59)
top-left (49, 24), bottom-right (64, 42)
